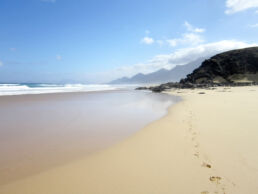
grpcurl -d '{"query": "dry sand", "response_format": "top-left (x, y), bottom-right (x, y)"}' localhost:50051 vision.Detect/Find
top-left (0, 86), bottom-right (258, 194)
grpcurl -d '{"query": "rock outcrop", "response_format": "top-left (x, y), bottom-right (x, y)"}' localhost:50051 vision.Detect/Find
top-left (137, 47), bottom-right (258, 92)
top-left (181, 47), bottom-right (258, 84)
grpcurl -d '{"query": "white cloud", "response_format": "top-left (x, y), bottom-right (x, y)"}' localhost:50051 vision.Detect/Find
top-left (166, 39), bottom-right (178, 47)
top-left (250, 23), bottom-right (258, 27)
top-left (167, 33), bottom-right (204, 47)
top-left (0, 61), bottom-right (3, 67)
top-left (56, 55), bottom-right (62, 60)
top-left (141, 22), bottom-right (205, 47)
top-left (102, 40), bottom-right (256, 81)
top-left (184, 21), bottom-right (205, 33)
top-left (225, 0), bottom-right (258, 14)
top-left (166, 21), bottom-right (205, 47)
top-left (141, 36), bottom-right (154, 45)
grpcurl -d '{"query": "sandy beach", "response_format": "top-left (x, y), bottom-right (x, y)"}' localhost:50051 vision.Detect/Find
top-left (0, 86), bottom-right (258, 194)
top-left (0, 90), bottom-right (176, 185)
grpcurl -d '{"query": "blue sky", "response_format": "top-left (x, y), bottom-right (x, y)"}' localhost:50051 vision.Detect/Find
top-left (0, 0), bottom-right (258, 83)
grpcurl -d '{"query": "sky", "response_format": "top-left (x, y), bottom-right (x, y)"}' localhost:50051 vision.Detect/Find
top-left (0, 0), bottom-right (258, 83)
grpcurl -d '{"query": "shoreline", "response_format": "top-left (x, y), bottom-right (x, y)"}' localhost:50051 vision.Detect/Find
top-left (0, 90), bottom-right (176, 186)
top-left (1, 86), bottom-right (258, 193)
top-left (0, 88), bottom-right (125, 98)
top-left (0, 83), bottom-right (133, 96)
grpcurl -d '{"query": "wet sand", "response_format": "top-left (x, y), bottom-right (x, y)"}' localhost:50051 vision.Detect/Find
top-left (0, 90), bottom-right (178, 185)
top-left (1, 87), bottom-right (258, 194)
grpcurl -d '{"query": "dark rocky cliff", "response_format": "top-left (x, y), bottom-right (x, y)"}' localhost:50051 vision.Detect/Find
top-left (137, 47), bottom-right (258, 92)
top-left (181, 47), bottom-right (258, 84)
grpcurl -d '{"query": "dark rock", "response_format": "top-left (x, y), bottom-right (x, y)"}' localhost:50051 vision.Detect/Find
top-left (181, 47), bottom-right (258, 84)
top-left (137, 47), bottom-right (258, 93)
top-left (135, 87), bottom-right (149, 90)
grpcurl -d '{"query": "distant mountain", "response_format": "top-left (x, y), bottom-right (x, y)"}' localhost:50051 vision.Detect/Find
top-left (181, 47), bottom-right (258, 84)
top-left (110, 57), bottom-right (206, 84)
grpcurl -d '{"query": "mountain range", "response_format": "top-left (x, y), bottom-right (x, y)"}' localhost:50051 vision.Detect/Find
top-left (109, 57), bottom-right (207, 84)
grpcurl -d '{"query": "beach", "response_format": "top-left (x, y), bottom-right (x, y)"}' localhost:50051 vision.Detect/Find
top-left (0, 90), bottom-right (176, 186)
top-left (0, 86), bottom-right (258, 194)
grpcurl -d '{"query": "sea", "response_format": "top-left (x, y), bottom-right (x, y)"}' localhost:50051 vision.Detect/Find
top-left (0, 83), bottom-right (138, 96)
top-left (0, 85), bottom-right (179, 184)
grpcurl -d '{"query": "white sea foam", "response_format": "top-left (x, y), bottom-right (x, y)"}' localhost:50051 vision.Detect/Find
top-left (0, 84), bottom-right (136, 96)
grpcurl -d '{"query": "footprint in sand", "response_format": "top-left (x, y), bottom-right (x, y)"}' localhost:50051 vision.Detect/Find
top-left (202, 162), bottom-right (211, 168)
top-left (209, 176), bottom-right (222, 184)
top-left (192, 132), bottom-right (197, 135)
top-left (209, 176), bottom-right (228, 194)
top-left (194, 152), bottom-right (199, 158)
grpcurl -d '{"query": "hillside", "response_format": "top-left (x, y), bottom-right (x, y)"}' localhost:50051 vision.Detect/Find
top-left (181, 47), bottom-right (258, 84)
top-left (138, 47), bottom-right (258, 92)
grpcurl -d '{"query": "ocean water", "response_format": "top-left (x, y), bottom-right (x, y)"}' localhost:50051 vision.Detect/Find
top-left (0, 83), bottom-right (138, 96)
top-left (0, 90), bottom-right (179, 184)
